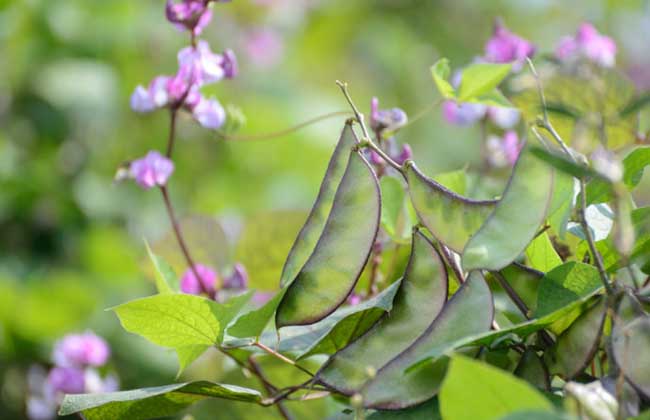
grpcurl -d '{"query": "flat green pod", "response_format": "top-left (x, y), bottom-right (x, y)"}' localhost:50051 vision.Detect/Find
top-left (514, 349), bottom-right (550, 391)
top-left (361, 271), bottom-right (494, 409)
top-left (280, 122), bottom-right (358, 287)
top-left (275, 150), bottom-right (381, 327)
top-left (317, 230), bottom-right (448, 393)
top-left (462, 145), bottom-right (555, 271)
top-left (405, 162), bottom-right (498, 253)
top-left (551, 297), bottom-right (606, 380)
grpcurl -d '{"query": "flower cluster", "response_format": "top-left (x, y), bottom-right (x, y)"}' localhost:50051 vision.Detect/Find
top-left (367, 97), bottom-right (412, 170)
top-left (555, 23), bottom-right (617, 68)
top-left (180, 262), bottom-right (249, 301)
top-left (27, 332), bottom-right (117, 420)
top-left (131, 2), bottom-right (237, 131)
top-left (483, 20), bottom-right (535, 70)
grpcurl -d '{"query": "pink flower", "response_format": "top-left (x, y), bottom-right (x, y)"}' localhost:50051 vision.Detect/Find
top-left (486, 131), bottom-right (522, 168)
top-left (484, 20), bottom-right (535, 69)
top-left (166, 0), bottom-right (213, 36)
top-left (245, 28), bottom-right (284, 68)
top-left (347, 294), bottom-right (362, 306)
top-left (180, 264), bottom-right (219, 296)
top-left (487, 106), bottom-right (520, 129)
top-left (52, 332), bottom-right (111, 368)
top-left (130, 66), bottom-right (194, 113)
top-left (130, 151), bottom-right (175, 189)
top-left (223, 263), bottom-right (248, 290)
top-left (178, 40), bottom-right (225, 86)
top-left (442, 100), bottom-right (487, 126)
top-left (191, 96), bottom-right (226, 129)
top-left (47, 367), bottom-right (86, 394)
top-left (369, 97), bottom-right (408, 133)
top-left (554, 23), bottom-right (617, 67)
top-left (222, 48), bottom-right (238, 79)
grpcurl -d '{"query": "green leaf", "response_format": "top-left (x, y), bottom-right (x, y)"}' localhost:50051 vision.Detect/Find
top-left (59, 381), bottom-right (261, 420)
top-left (318, 230), bottom-right (448, 395)
top-left (431, 58), bottom-right (455, 99)
top-left (276, 150), bottom-right (381, 327)
top-left (280, 122), bottom-right (358, 287)
top-left (458, 63), bottom-right (512, 102)
top-left (547, 172), bottom-right (576, 238)
top-left (526, 232), bottom-right (562, 273)
top-left (113, 292), bottom-right (252, 359)
top-left (380, 176), bottom-right (411, 240)
top-left (469, 89), bottom-right (513, 108)
top-left (462, 146), bottom-right (555, 271)
top-left (536, 262), bottom-right (602, 318)
top-left (361, 272), bottom-right (493, 409)
top-left (499, 411), bottom-right (570, 420)
top-left (622, 146), bottom-right (650, 188)
top-left (439, 356), bottom-right (554, 420)
top-left (530, 145), bottom-right (603, 180)
top-left (550, 297), bottom-right (606, 379)
top-left (612, 296), bottom-right (650, 398)
top-left (367, 398), bottom-right (440, 420)
top-left (514, 349), bottom-right (550, 391)
top-left (268, 279), bottom-right (401, 359)
top-left (145, 240), bottom-right (176, 294)
top-left (227, 292), bottom-right (283, 339)
top-left (619, 92), bottom-right (650, 117)
top-left (406, 161), bottom-right (497, 252)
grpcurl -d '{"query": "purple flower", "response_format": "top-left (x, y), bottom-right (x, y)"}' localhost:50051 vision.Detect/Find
top-left (442, 100), bottom-right (487, 126)
top-left (555, 23), bottom-right (617, 67)
top-left (178, 40), bottom-right (226, 86)
top-left (130, 67), bottom-right (193, 113)
top-left (222, 49), bottom-right (238, 79)
top-left (223, 263), bottom-right (248, 290)
top-left (52, 332), bottom-right (111, 368)
top-left (130, 151), bottom-right (175, 189)
top-left (180, 264), bottom-right (219, 296)
top-left (486, 131), bottom-right (522, 168)
top-left (369, 97), bottom-right (408, 133)
top-left (347, 293), bottom-right (362, 306)
top-left (166, 0), bottom-right (213, 36)
top-left (191, 97), bottom-right (226, 129)
top-left (47, 367), bottom-right (86, 395)
top-left (395, 144), bottom-right (412, 165)
top-left (484, 20), bottom-right (535, 69)
top-left (487, 106), bottom-right (520, 129)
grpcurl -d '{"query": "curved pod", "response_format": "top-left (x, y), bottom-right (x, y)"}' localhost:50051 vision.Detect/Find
top-left (317, 230), bottom-right (448, 393)
top-left (405, 162), bottom-right (497, 253)
top-left (361, 271), bottom-right (494, 409)
top-left (462, 145), bottom-right (555, 271)
top-left (275, 150), bottom-right (381, 327)
top-left (280, 122), bottom-right (358, 287)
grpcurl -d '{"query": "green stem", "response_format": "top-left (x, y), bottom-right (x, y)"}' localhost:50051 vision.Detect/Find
top-left (254, 342), bottom-right (315, 377)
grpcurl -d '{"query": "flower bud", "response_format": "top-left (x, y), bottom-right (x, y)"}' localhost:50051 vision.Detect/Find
top-left (180, 264), bottom-right (219, 296)
top-left (166, 0), bottom-right (213, 36)
top-left (222, 49), bottom-right (238, 79)
top-left (52, 331), bottom-right (111, 368)
top-left (369, 97), bottom-right (408, 133)
top-left (484, 19), bottom-right (535, 70)
top-left (191, 97), bottom-right (226, 130)
top-left (47, 367), bottom-right (86, 394)
top-left (223, 263), bottom-right (248, 291)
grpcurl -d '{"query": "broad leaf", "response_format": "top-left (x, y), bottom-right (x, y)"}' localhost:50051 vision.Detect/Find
top-left (113, 292), bottom-right (252, 365)
top-left (361, 272), bottom-right (493, 409)
top-left (318, 230), bottom-right (448, 395)
top-left (536, 262), bottom-right (602, 318)
top-left (276, 150), bottom-right (381, 327)
top-left (462, 146), bottom-right (555, 271)
top-left (433, 168), bottom-right (466, 195)
top-left (458, 63), bottom-right (512, 102)
top-left (526, 232), bottom-right (562, 273)
top-left (514, 349), bottom-right (550, 391)
top-left (59, 381), bottom-right (261, 420)
top-left (406, 161), bottom-right (497, 252)
top-left (145, 240), bottom-right (176, 294)
top-left (280, 122), bottom-right (358, 287)
top-left (550, 297), bottom-right (606, 379)
top-left (439, 356), bottom-right (554, 420)
top-left (431, 58), bottom-right (455, 99)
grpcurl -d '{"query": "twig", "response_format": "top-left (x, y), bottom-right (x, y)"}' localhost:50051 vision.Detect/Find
top-left (166, 109), bottom-right (178, 158)
top-left (254, 342), bottom-right (315, 377)
top-left (335, 80), bottom-right (404, 172)
top-left (218, 111), bottom-right (351, 141)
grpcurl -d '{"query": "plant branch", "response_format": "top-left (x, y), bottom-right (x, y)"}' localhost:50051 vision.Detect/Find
top-left (254, 342), bottom-right (315, 377)
top-left (335, 80), bottom-right (404, 172)
top-left (218, 111), bottom-right (351, 141)
top-left (166, 109), bottom-right (178, 158)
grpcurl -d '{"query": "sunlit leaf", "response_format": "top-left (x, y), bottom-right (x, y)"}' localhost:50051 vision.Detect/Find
top-left (458, 63), bottom-right (512, 102)
top-left (431, 58), bottom-right (455, 99)
top-left (439, 356), bottom-right (554, 420)
top-left (462, 146), bottom-right (555, 271)
top-left (59, 381), bottom-right (261, 420)
top-left (536, 262), bottom-right (602, 318)
top-left (145, 240), bottom-right (176, 294)
top-left (406, 161), bottom-right (497, 252)
top-left (318, 231), bottom-right (448, 395)
top-left (276, 151), bottom-right (381, 327)
top-left (526, 232), bottom-right (562, 273)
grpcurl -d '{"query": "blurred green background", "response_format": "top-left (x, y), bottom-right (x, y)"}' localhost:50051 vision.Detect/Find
top-left (1, 0), bottom-right (649, 418)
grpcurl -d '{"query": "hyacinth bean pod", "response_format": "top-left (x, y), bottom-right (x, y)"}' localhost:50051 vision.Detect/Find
top-left (405, 161), bottom-right (498, 253)
top-left (275, 149), bottom-right (381, 327)
top-left (462, 145), bottom-right (555, 271)
top-left (317, 230), bottom-right (448, 394)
